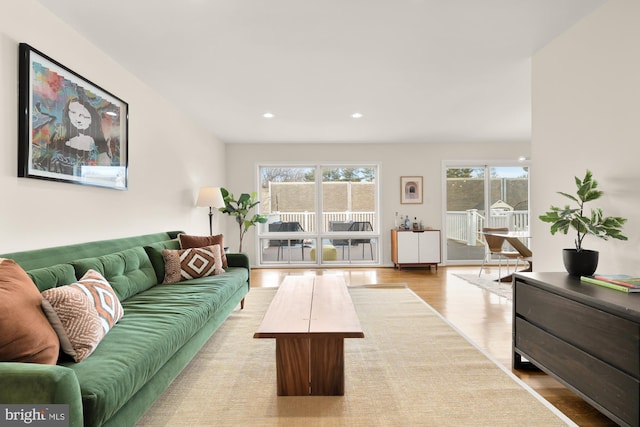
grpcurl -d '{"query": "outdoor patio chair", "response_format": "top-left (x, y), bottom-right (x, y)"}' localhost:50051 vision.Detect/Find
top-left (269, 221), bottom-right (305, 260)
top-left (330, 221), bottom-right (374, 260)
top-left (349, 221), bottom-right (374, 259)
top-left (329, 222), bottom-right (351, 259)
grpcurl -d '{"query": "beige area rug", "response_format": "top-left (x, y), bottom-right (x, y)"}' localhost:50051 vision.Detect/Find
top-left (136, 287), bottom-right (573, 426)
top-left (453, 273), bottom-right (513, 301)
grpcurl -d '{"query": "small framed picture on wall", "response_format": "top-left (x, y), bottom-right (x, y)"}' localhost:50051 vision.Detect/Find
top-left (400, 176), bottom-right (423, 204)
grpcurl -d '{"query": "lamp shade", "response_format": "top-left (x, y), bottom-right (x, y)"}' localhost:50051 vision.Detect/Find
top-left (196, 187), bottom-right (225, 208)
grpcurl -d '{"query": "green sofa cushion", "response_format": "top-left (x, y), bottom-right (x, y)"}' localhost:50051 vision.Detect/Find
top-left (72, 248), bottom-right (158, 301)
top-left (63, 269), bottom-right (247, 426)
top-left (27, 264), bottom-right (77, 292)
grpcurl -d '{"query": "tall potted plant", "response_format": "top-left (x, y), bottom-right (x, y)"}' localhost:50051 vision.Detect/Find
top-left (539, 170), bottom-right (627, 276)
top-left (218, 187), bottom-right (268, 252)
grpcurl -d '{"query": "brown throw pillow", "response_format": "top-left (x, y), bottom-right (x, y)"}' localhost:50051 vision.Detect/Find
top-left (0, 258), bottom-right (59, 364)
top-left (41, 269), bottom-right (124, 362)
top-left (178, 233), bottom-right (228, 268)
top-left (162, 245), bottom-right (224, 284)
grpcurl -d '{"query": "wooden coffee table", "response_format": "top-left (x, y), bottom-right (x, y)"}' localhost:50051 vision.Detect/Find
top-left (254, 275), bottom-right (364, 396)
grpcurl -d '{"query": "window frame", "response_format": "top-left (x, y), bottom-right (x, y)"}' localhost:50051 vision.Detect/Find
top-left (256, 162), bottom-right (381, 266)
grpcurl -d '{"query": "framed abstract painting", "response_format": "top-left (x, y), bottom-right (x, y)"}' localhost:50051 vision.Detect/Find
top-left (400, 176), bottom-right (423, 204)
top-left (18, 43), bottom-right (129, 190)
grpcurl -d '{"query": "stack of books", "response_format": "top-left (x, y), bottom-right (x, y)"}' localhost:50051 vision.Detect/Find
top-left (580, 274), bottom-right (640, 293)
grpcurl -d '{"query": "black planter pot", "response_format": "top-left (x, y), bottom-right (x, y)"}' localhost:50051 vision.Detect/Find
top-left (562, 249), bottom-right (599, 277)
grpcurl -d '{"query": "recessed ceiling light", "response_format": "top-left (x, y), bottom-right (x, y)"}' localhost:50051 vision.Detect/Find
top-left (263, 112), bottom-right (274, 118)
top-left (351, 112), bottom-right (363, 119)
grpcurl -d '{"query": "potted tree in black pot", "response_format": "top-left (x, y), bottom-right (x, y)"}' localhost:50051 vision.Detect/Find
top-left (539, 170), bottom-right (627, 276)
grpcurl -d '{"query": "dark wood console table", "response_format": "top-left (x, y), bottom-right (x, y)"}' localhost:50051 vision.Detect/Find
top-left (513, 272), bottom-right (640, 427)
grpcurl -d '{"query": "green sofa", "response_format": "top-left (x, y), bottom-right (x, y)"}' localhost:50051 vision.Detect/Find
top-left (0, 231), bottom-right (250, 427)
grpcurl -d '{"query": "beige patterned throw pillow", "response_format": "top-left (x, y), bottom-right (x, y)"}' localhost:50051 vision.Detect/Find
top-left (162, 244), bottom-right (224, 284)
top-left (41, 269), bottom-right (124, 362)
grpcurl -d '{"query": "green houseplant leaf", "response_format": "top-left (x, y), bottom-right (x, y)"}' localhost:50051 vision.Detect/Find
top-left (538, 170), bottom-right (627, 251)
top-left (218, 188), bottom-right (268, 252)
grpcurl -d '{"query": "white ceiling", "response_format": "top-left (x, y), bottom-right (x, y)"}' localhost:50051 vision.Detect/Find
top-left (35, 0), bottom-right (606, 144)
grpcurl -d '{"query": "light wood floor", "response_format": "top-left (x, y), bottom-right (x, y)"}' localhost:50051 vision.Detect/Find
top-left (251, 265), bottom-right (617, 426)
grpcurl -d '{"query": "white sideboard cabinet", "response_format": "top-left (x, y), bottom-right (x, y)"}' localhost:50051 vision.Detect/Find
top-left (391, 229), bottom-right (441, 270)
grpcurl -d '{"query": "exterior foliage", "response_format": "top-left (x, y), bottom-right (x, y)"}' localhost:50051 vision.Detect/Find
top-left (218, 187), bottom-right (268, 252)
top-left (539, 170), bottom-right (627, 251)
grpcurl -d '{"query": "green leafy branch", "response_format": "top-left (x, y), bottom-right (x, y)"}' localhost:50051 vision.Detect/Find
top-left (539, 170), bottom-right (627, 251)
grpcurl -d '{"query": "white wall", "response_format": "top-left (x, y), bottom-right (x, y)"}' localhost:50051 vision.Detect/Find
top-left (225, 141), bottom-right (529, 265)
top-left (0, 0), bottom-right (225, 253)
top-left (14, 0), bottom-right (627, 271)
top-left (532, 0), bottom-right (640, 274)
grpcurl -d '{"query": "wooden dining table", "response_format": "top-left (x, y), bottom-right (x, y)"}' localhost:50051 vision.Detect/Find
top-left (482, 230), bottom-right (533, 282)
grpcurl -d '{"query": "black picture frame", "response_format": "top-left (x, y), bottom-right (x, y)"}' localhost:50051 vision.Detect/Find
top-left (18, 43), bottom-right (129, 190)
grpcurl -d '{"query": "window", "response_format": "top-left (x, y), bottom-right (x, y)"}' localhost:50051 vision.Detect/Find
top-left (444, 163), bottom-right (530, 264)
top-left (257, 164), bottom-right (380, 266)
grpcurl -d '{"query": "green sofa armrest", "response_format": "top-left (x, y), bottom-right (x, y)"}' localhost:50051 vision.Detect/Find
top-left (226, 253), bottom-right (250, 288)
top-left (0, 363), bottom-right (83, 427)
top-left (226, 253), bottom-right (249, 270)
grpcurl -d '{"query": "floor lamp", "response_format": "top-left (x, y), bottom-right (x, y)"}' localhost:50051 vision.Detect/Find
top-left (196, 187), bottom-right (225, 235)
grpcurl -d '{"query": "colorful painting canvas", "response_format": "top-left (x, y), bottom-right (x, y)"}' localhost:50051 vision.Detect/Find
top-left (18, 43), bottom-right (128, 190)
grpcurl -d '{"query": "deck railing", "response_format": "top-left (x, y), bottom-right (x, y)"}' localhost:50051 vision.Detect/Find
top-left (446, 210), bottom-right (529, 246)
top-left (264, 211), bottom-right (377, 233)
top-left (262, 210), bottom-right (528, 245)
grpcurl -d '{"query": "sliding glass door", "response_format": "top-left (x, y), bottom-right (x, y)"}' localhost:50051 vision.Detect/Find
top-left (444, 163), bottom-right (529, 264)
top-left (257, 164), bottom-right (379, 266)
